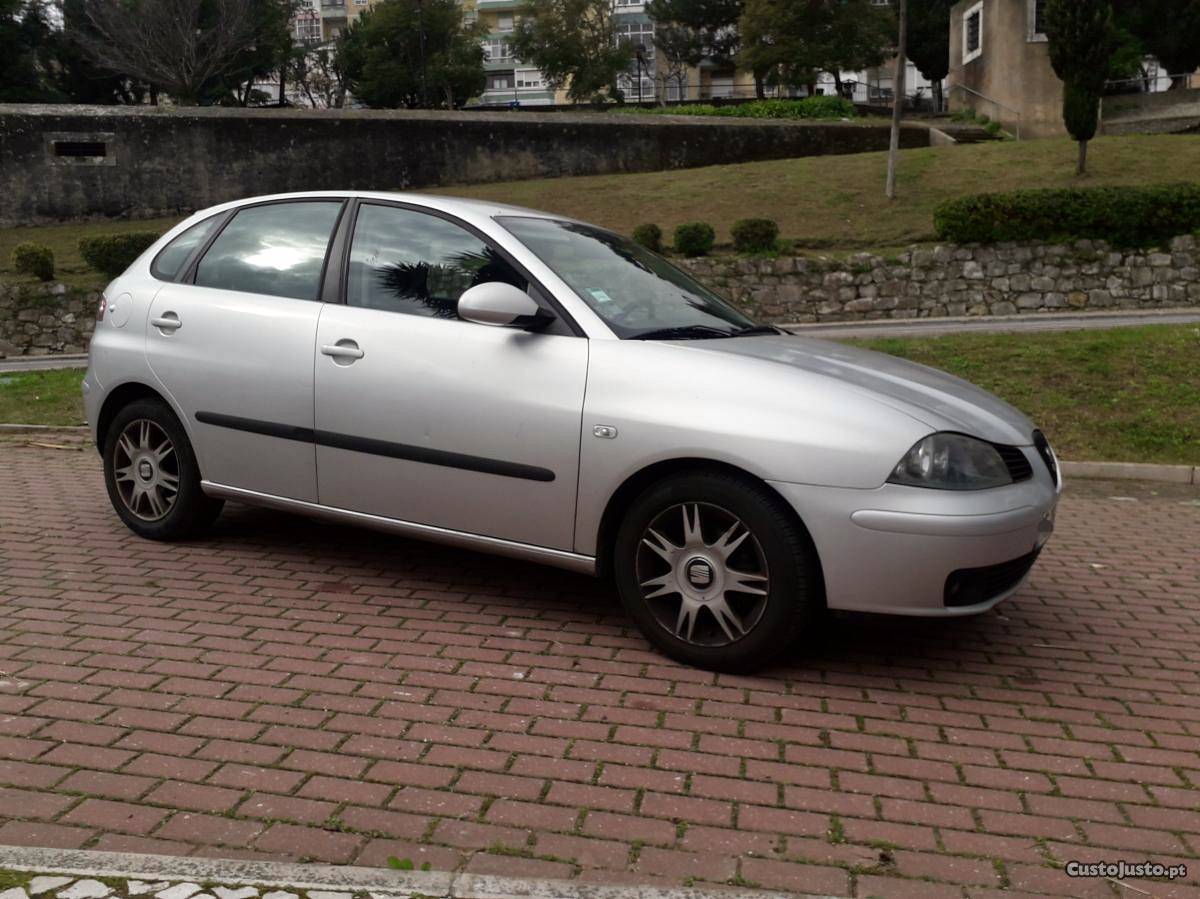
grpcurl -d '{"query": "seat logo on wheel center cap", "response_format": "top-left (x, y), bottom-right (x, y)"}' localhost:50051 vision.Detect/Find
top-left (686, 559), bottom-right (714, 589)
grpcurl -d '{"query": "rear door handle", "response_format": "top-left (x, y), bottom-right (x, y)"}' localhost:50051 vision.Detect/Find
top-left (321, 340), bottom-right (364, 363)
top-left (151, 312), bottom-right (181, 332)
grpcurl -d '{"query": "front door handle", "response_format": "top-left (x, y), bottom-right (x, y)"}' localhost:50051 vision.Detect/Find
top-left (321, 339), bottom-right (364, 364)
top-left (151, 312), bottom-right (181, 333)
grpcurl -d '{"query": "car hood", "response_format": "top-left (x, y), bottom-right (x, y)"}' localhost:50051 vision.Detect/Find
top-left (690, 334), bottom-right (1037, 446)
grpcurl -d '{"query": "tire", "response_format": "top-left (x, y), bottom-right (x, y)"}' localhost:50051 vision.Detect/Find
top-left (102, 398), bottom-right (223, 540)
top-left (613, 469), bottom-right (820, 672)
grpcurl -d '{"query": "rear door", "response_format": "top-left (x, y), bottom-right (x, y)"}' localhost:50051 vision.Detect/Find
top-left (145, 199), bottom-right (345, 503)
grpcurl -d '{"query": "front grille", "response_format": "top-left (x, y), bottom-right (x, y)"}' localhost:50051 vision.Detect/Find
top-left (993, 443), bottom-right (1033, 483)
top-left (944, 548), bottom-right (1041, 608)
top-left (1033, 430), bottom-right (1058, 485)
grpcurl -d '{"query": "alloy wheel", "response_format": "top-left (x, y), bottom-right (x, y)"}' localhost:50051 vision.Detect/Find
top-left (635, 502), bottom-right (770, 647)
top-left (112, 418), bottom-right (180, 522)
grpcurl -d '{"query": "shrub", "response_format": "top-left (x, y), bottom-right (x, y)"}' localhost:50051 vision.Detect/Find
top-left (79, 231), bottom-right (161, 277)
top-left (674, 221), bottom-right (716, 257)
top-left (933, 184), bottom-right (1200, 247)
top-left (622, 96), bottom-right (855, 121)
top-left (731, 218), bottom-right (780, 253)
top-left (632, 223), bottom-right (663, 253)
top-left (11, 243), bottom-right (54, 281)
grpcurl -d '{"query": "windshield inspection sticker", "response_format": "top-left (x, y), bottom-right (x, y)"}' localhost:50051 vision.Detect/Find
top-left (588, 288), bottom-right (614, 304)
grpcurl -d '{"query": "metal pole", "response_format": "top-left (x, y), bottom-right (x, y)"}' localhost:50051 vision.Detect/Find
top-left (417, 0), bottom-right (429, 107)
top-left (885, 0), bottom-right (908, 200)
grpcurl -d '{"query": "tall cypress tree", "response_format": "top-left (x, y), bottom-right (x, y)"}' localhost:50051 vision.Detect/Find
top-left (1044, 0), bottom-right (1112, 175)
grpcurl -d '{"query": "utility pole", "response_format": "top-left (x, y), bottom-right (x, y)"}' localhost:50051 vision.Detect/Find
top-left (886, 0), bottom-right (908, 200)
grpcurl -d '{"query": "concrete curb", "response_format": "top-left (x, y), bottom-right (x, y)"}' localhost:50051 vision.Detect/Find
top-left (1060, 460), bottom-right (1197, 485)
top-left (0, 846), bottom-right (823, 899)
top-left (0, 424), bottom-right (88, 433)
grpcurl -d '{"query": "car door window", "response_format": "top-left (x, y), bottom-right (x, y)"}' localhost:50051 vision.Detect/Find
top-left (347, 204), bottom-right (527, 319)
top-left (194, 201), bottom-right (342, 301)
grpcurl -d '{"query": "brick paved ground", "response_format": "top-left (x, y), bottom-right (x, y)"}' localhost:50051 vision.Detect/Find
top-left (1, 442), bottom-right (1198, 899)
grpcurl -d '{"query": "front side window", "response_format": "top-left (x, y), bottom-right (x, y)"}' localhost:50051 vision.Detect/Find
top-left (347, 204), bottom-right (526, 319)
top-left (499, 217), bottom-right (760, 339)
top-left (151, 214), bottom-right (221, 281)
top-left (194, 201), bottom-right (342, 301)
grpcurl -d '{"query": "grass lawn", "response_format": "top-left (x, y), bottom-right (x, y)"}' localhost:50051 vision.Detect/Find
top-left (437, 133), bottom-right (1200, 250)
top-left (0, 215), bottom-right (181, 290)
top-left (852, 324), bottom-right (1200, 466)
top-left (3, 134), bottom-right (1199, 292)
top-left (0, 368), bottom-right (86, 426)
top-left (2, 324), bottom-right (1196, 465)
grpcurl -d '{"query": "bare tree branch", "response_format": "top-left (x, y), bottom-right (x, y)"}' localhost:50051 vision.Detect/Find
top-left (76, 0), bottom-right (258, 104)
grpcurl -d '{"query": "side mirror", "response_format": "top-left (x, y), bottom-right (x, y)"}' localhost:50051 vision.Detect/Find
top-left (457, 282), bottom-right (552, 330)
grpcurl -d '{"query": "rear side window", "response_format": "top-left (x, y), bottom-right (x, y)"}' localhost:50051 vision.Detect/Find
top-left (194, 201), bottom-right (342, 301)
top-left (150, 215), bottom-right (221, 281)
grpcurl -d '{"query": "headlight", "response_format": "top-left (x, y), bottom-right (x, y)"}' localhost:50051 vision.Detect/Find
top-left (888, 432), bottom-right (1013, 491)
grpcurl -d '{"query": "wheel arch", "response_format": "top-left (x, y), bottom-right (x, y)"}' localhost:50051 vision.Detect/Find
top-left (593, 457), bottom-right (825, 597)
top-left (96, 382), bottom-right (174, 453)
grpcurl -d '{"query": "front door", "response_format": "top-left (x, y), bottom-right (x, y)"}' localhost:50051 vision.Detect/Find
top-left (313, 202), bottom-right (588, 551)
top-left (145, 199), bottom-right (345, 503)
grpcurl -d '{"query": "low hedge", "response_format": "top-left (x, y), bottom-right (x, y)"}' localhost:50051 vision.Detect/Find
top-left (933, 184), bottom-right (1200, 246)
top-left (632, 223), bottom-right (663, 253)
top-left (731, 218), bottom-right (780, 253)
top-left (11, 242), bottom-right (55, 281)
top-left (79, 231), bottom-right (162, 277)
top-left (674, 221), bottom-right (716, 257)
top-left (627, 96), bottom-right (856, 121)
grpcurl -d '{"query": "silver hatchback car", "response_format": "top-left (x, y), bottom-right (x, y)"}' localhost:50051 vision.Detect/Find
top-left (84, 191), bottom-right (1060, 670)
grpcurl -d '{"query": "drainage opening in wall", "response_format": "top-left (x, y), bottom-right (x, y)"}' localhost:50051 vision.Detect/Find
top-left (53, 140), bottom-right (108, 158)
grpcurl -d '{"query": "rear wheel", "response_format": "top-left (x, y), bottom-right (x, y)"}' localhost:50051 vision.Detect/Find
top-left (613, 470), bottom-right (820, 671)
top-left (103, 398), bottom-right (223, 540)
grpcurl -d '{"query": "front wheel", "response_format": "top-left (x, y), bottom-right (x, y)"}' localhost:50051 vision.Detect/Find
top-left (613, 470), bottom-right (821, 672)
top-left (102, 398), bottom-right (223, 540)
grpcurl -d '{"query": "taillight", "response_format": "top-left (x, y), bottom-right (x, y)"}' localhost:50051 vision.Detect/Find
top-left (97, 294), bottom-right (107, 322)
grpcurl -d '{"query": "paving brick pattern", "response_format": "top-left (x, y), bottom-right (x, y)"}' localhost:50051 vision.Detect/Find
top-left (1, 444), bottom-right (1198, 898)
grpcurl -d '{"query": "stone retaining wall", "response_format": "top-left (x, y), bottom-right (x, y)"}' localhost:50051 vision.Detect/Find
top-left (679, 235), bottom-right (1200, 322)
top-left (1, 236), bottom-right (1196, 357)
top-left (0, 283), bottom-right (97, 356)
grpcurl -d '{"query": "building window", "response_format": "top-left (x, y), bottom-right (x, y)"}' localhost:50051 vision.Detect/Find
top-left (482, 38), bottom-right (513, 62)
top-left (1028, 0), bottom-right (1047, 41)
top-left (615, 21), bottom-right (654, 57)
top-left (963, 1), bottom-right (984, 63)
top-left (487, 72), bottom-right (513, 91)
top-left (515, 69), bottom-right (545, 90)
top-left (496, 13), bottom-right (514, 32)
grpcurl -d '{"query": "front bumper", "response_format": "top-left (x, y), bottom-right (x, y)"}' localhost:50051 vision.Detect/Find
top-left (770, 461), bottom-right (1060, 617)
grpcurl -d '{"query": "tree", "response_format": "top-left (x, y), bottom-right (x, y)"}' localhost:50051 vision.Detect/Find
top-left (1112, 0), bottom-right (1200, 89)
top-left (738, 0), bottom-right (893, 96)
top-left (48, 0), bottom-right (148, 105)
top-left (339, 0), bottom-right (486, 109)
top-left (1, 0), bottom-right (59, 102)
top-left (1044, 0), bottom-right (1112, 174)
top-left (512, 0), bottom-right (632, 104)
top-left (906, 0), bottom-right (950, 110)
top-left (75, 0), bottom-right (260, 105)
top-left (646, 0), bottom-right (742, 97)
top-left (290, 43), bottom-right (347, 109)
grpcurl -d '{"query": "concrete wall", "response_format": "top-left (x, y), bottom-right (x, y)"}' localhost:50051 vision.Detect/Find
top-left (0, 105), bottom-right (930, 227)
top-left (949, 0), bottom-right (1064, 138)
top-left (1102, 87), bottom-right (1200, 136)
top-left (5, 236), bottom-right (1197, 357)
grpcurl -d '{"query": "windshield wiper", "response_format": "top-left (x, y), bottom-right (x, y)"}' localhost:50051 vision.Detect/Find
top-left (630, 325), bottom-right (740, 340)
top-left (730, 325), bottom-right (782, 337)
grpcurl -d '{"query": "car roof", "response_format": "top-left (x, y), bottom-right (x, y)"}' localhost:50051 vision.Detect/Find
top-left (196, 190), bottom-right (559, 222)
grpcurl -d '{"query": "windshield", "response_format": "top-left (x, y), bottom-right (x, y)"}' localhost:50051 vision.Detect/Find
top-left (498, 216), bottom-right (768, 339)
